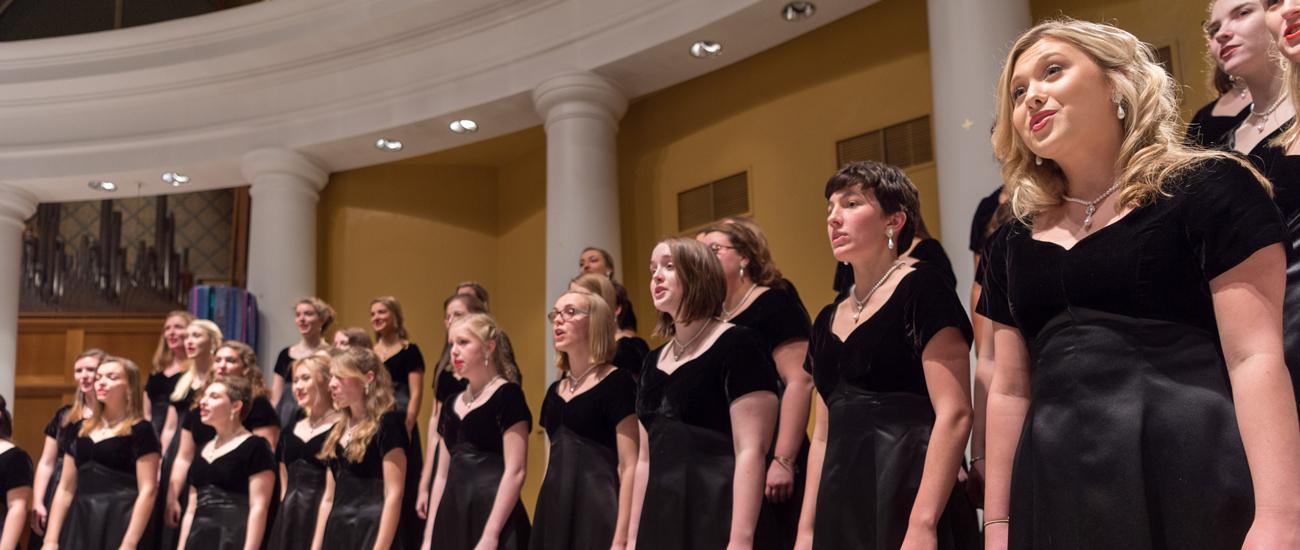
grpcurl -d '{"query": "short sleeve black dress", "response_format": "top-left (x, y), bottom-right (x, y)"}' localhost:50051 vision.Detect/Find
top-left (979, 158), bottom-right (1286, 549)
top-left (970, 187), bottom-right (1003, 257)
top-left (267, 416), bottom-right (336, 550)
top-left (727, 287), bottom-right (811, 550)
top-left (61, 420), bottom-right (161, 550)
top-left (323, 411), bottom-right (411, 550)
top-left (145, 372), bottom-right (182, 435)
top-left (908, 238), bottom-right (957, 290)
top-left (0, 445), bottom-right (33, 518)
top-left (635, 325), bottom-right (779, 550)
top-left (1185, 99), bottom-right (1249, 148)
top-left (383, 343), bottom-right (426, 549)
top-left (183, 436), bottom-right (276, 550)
top-left (805, 267), bottom-right (978, 550)
top-left (529, 369), bottom-right (637, 550)
top-left (430, 382), bottom-right (532, 550)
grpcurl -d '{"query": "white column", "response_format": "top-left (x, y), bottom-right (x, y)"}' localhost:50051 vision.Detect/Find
top-left (241, 149), bottom-right (328, 375)
top-left (927, 0), bottom-right (1030, 307)
top-left (533, 72), bottom-right (627, 386)
top-left (0, 185), bottom-right (38, 404)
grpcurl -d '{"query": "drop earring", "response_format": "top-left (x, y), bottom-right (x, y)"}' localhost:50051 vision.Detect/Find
top-left (886, 227), bottom-right (895, 251)
top-left (1113, 92), bottom-right (1126, 121)
top-left (1035, 156), bottom-right (1043, 166)
top-left (739, 265), bottom-right (745, 279)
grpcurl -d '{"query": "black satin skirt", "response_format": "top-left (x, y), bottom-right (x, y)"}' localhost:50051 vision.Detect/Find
top-left (813, 387), bottom-right (978, 550)
top-left (152, 419), bottom-right (186, 550)
top-left (529, 428), bottom-right (619, 550)
top-left (1009, 309), bottom-right (1253, 549)
top-left (267, 461), bottom-right (326, 550)
top-left (402, 425), bottom-right (423, 550)
top-left (1282, 212), bottom-right (1300, 421)
top-left (60, 462), bottom-right (155, 550)
top-left (637, 419), bottom-right (735, 550)
top-left (429, 447), bottom-right (530, 550)
top-left (151, 400), bottom-right (171, 437)
top-left (184, 486), bottom-right (252, 550)
top-left (322, 471), bottom-right (403, 550)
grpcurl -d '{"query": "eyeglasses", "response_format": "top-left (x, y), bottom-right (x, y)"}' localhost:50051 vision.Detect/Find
top-left (707, 243), bottom-right (735, 255)
top-left (546, 307), bottom-right (590, 323)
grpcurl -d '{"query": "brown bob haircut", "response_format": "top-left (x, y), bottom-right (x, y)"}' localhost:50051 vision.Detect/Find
top-left (654, 238), bottom-right (725, 338)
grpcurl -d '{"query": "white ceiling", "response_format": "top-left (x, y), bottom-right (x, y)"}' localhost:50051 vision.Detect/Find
top-left (0, 0), bottom-right (876, 203)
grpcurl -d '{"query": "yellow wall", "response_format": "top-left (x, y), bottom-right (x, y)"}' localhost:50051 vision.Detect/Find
top-left (316, 0), bottom-right (1217, 520)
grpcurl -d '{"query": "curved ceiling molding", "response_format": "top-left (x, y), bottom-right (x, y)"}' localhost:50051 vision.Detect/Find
top-left (0, 0), bottom-right (875, 202)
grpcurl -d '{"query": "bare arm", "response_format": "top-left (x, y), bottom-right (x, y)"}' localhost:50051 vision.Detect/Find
top-left (902, 327), bottom-right (974, 547)
top-left (29, 435), bottom-right (59, 535)
top-left (142, 394), bottom-right (153, 423)
top-left (970, 312), bottom-right (996, 498)
top-left (407, 372), bottom-right (424, 435)
top-left (310, 467), bottom-right (334, 550)
top-left (420, 436), bottom-right (452, 550)
top-left (279, 463), bottom-right (288, 501)
top-left (1210, 245), bottom-right (1300, 544)
top-left (177, 487), bottom-right (196, 548)
top-left (611, 415), bottom-right (639, 550)
top-left (767, 339), bottom-right (812, 503)
top-left (1, 486), bottom-right (31, 549)
top-left (727, 391), bottom-right (778, 549)
top-left (475, 422), bottom-right (528, 549)
top-left (167, 430), bottom-right (196, 528)
top-left (270, 376), bottom-right (285, 409)
top-left (41, 454), bottom-right (77, 548)
top-left (983, 322), bottom-right (1031, 550)
top-left (123, 453), bottom-right (160, 547)
top-left (417, 401), bottom-right (442, 519)
top-left (625, 423), bottom-right (651, 550)
top-left (373, 448), bottom-right (406, 550)
top-left (794, 394), bottom-right (829, 549)
top-left (244, 469), bottom-right (275, 550)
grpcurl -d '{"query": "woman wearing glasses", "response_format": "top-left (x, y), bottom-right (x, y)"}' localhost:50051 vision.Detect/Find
top-left (530, 289), bottom-right (639, 550)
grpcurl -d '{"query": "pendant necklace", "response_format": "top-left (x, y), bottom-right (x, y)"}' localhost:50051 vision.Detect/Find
top-left (849, 261), bottom-right (905, 323)
top-left (1249, 92), bottom-right (1289, 133)
top-left (671, 318), bottom-right (714, 361)
top-left (464, 376), bottom-right (502, 407)
top-left (721, 283), bottom-right (758, 320)
top-left (1063, 180), bottom-right (1123, 231)
top-left (565, 365), bottom-right (600, 394)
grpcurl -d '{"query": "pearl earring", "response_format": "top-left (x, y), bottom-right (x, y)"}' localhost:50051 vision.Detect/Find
top-left (739, 265), bottom-right (745, 279)
top-left (886, 227), bottom-right (895, 251)
top-left (1035, 156), bottom-right (1043, 166)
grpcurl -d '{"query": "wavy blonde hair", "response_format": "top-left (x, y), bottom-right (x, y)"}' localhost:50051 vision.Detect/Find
top-left (319, 347), bottom-right (396, 463)
top-left (151, 311), bottom-right (194, 374)
top-left (215, 340), bottom-right (270, 400)
top-left (450, 313), bottom-right (520, 383)
top-left (170, 319), bottom-right (223, 403)
top-left (553, 289), bottom-right (617, 374)
top-left (80, 356), bottom-right (147, 438)
top-left (992, 19), bottom-right (1264, 222)
top-left (292, 352), bottom-right (335, 417)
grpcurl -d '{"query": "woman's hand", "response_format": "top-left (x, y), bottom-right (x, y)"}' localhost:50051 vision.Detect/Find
top-left (900, 524), bottom-right (938, 550)
top-left (416, 486), bottom-right (430, 519)
top-left (764, 461), bottom-right (794, 503)
top-left (1242, 509), bottom-right (1300, 549)
top-left (472, 532), bottom-right (499, 550)
top-left (165, 497), bottom-right (182, 528)
top-left (30, 502), bottom-right (47, 535)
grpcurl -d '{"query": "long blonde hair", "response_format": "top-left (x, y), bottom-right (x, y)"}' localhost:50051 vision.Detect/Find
top-left (319, 347), bottom-right (396, 463)
top-left (170, 319), bottom-right (222, 403)
top-left (554, 289), bottom-right (616, 374)
top-left (450, 313), bottom-right (520, 383)
top-left (292, 353), bottom-right (335, 418)
top-left (80, 356), bottom-right (147, 438)
top-left (64, 349), bottom-right (106, 428)
top-left (992, 19), bottom-right (1265, 222)
top-left (151, 311), bottom-right (194, 374)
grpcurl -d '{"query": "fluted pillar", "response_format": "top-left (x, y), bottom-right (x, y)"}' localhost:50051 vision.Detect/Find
top-left (927, 0), bottom-right (1030, 306)
top-left (0, 185), bottom-right (38, 403)
top-left (241, 149), bottom-right (328, 374)
top-left (533, 72), bottom-right (628, 385)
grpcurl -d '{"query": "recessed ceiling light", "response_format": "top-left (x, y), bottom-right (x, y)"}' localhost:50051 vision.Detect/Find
top-left (781, 2), bottom-right (815, 22)
top-left (449, 120), bottom-right (478, 134)
top-left (162, 172), bottom-right (190, 186)
top-left (88, 180), bottom-right (117, 192)
top-left (690, 40), bottom-right (723, 58)
top-left (375, 138), bottom-right (403, 151)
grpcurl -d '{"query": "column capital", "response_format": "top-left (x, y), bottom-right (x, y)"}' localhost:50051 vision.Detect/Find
top-left (240, 148), bottom-right (329, 192)
top-left (0, 184), bottom-right (38, 229)
top-left (532, 71), bottom-right (628, 129)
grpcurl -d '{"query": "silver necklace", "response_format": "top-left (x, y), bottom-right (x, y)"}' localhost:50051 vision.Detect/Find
top-left (464, 376), bottom-right (502, 407)
top-left (1062, 180), bottom-right (1123, 231)
top-left (1249, 92), bottom-right (1289, 133)
top-left (849, 261), bottom-right (904, 323)
top-left (721, 283), bottom-right (758, 319)
top-left (671, 318), bottom-right (714, 361)
top-left (565, 365), bottom-right (601, 394)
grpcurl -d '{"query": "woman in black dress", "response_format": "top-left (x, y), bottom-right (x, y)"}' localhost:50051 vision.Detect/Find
top-left (161, 319), bottom-right (222, 543)
top-left (697, 221), bottom-right (812, 550)
top-left (168, 339), bottom-right (281, 538)
top-left (529, 290), bottom-right (637, 550)
top-left (628, 238), bottom-right (779, 550)
top-left (146, 311), bottom-right (194, 437)
top-left (1187, 66), bottom-right (1251, 148)
top-left (610, 282), bottom-right (649, 377)
top-left (314, 347), bottom-right (409, 550)
top-left (29, 348), bottom-right (102, 548)
top-left (45, 356), bottom-right (161, 550)
top-left (268, 353), bottom-right (339, 550)
top-left (423, 313), bottom-right (531, 550)
top-left (178, 377), bottom-right (276, 550)
top-left (982, 20), bottom-right (1300, 548)
top-left (1206, 0), bottom-right (1294, 161)
top-left (0, 394), bottom-right (33, 548)
top-left (794, 162), bottom-right (977, 550)
top-left (272, 297), bottom-right (335, 428)
top-left (370, 296), bottom-right (425, 547)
